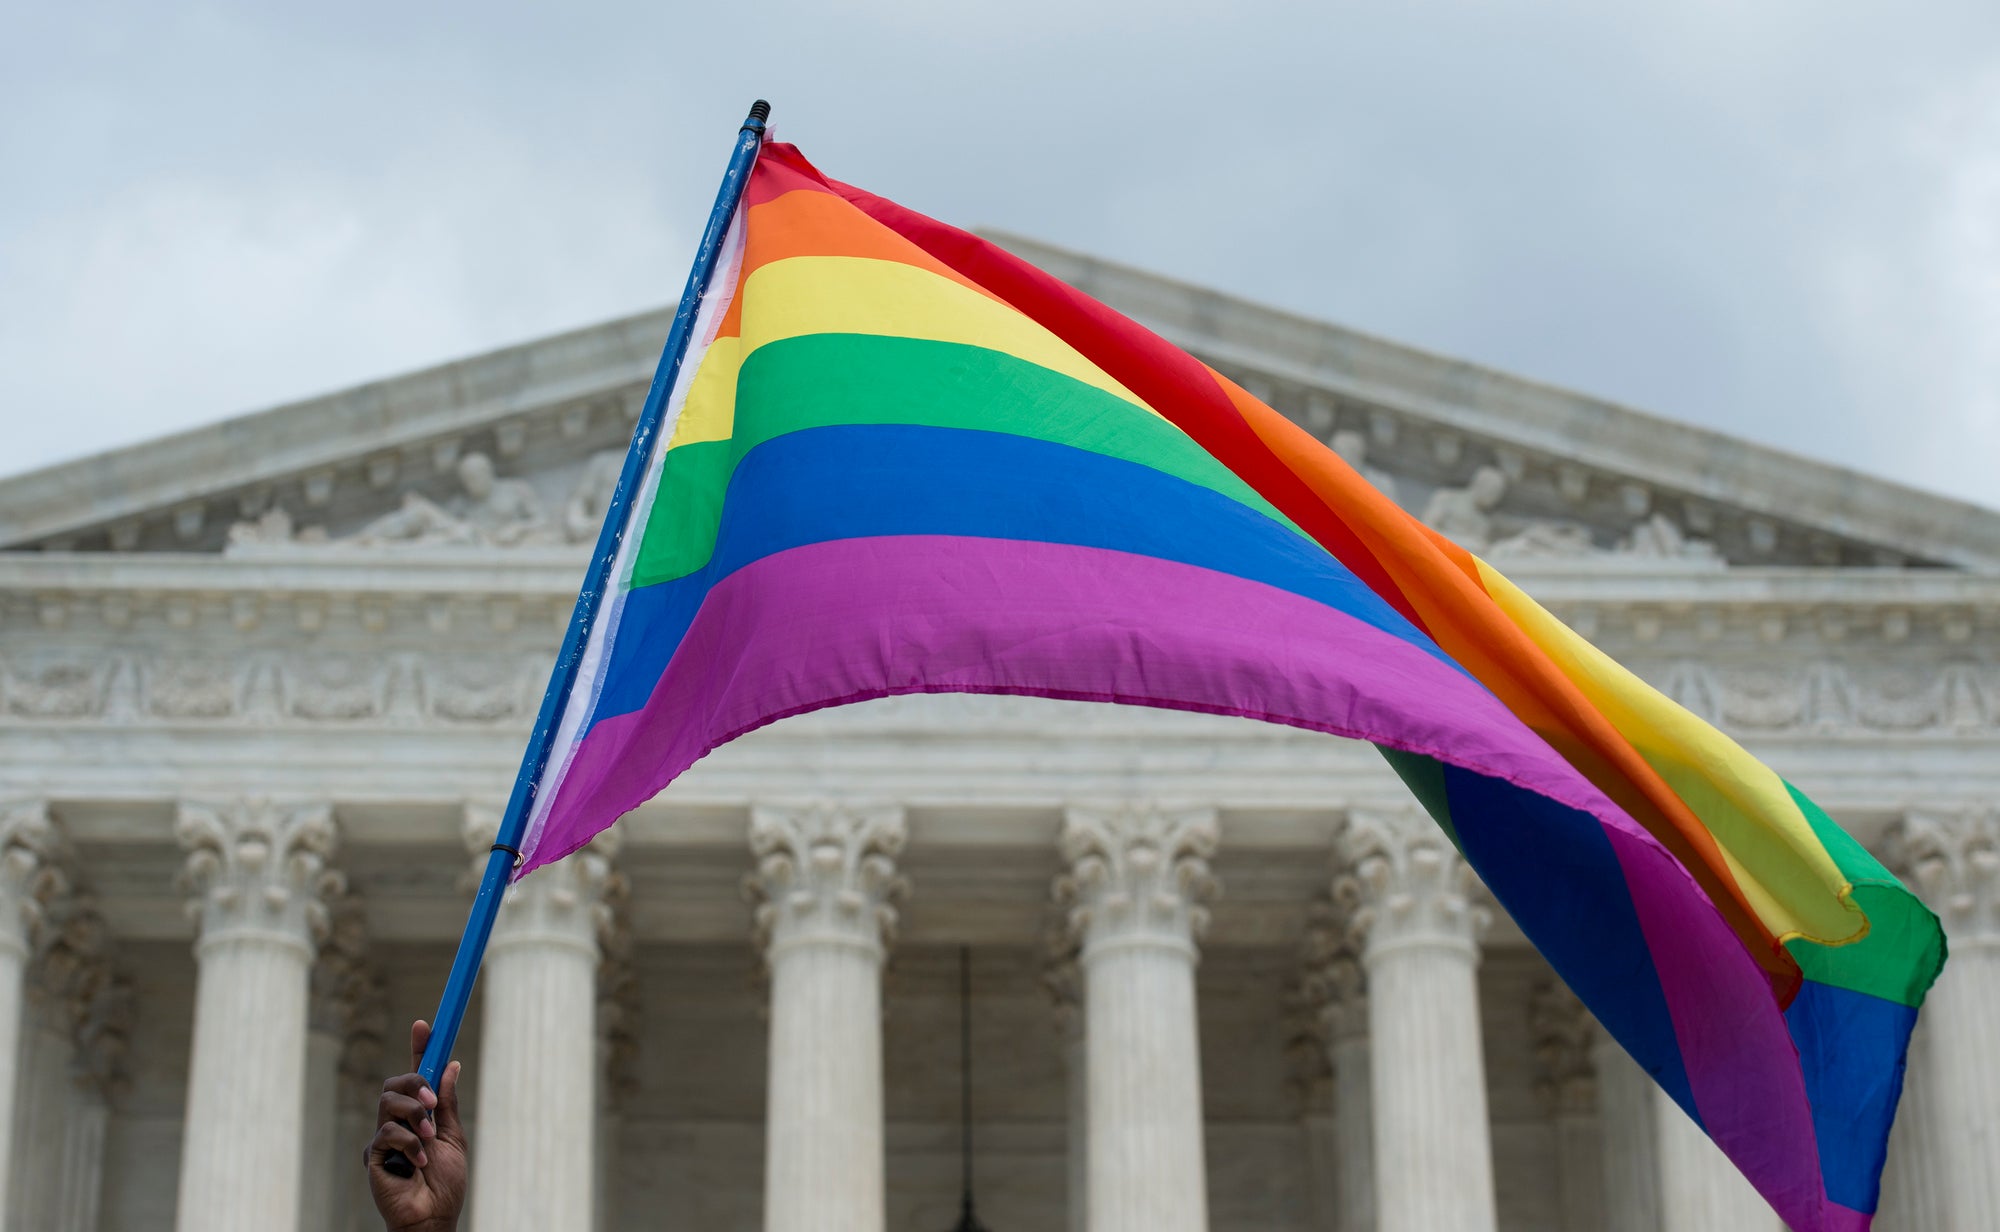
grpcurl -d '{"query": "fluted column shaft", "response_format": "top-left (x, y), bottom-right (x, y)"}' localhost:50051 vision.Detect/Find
top-left (12, 1003), bottom-right (114, 1232)
top-left (175, 798), bottom-right (338, 1232)
top-left (1653, 1092), bottom-right (1781, 1230)
top-left (1874, 1023), bottom-right (1946, 1231)
top-left (1044, 946), bottom-right (1088, 1232)
top-left (1592, 1035), bottom-right (1661, 1232)
top-left (302, 896), bottom-right (370, 1232)
top-left (1532, 984), bottom-right (1603, 1232)
top-left (1328, 1026), bottom-right (1373, 1232)
top-left (1340, 807), bottom-right (1495, 1232)
top-left (1058, 803), bottom-right (1218, 1232)
top-left (748, 802), bottom-right (906, 1232)
top-left (0, 801), bottom-right (56, 1226)
top-left (1299, 902), bottom-right (1372, 1232)
top-left (468, 813), bottom-right (618, 1232)
top-left (0, 944), bottom-right (25, 1228)
top-left (300, 1027), bottom-right (343, 1232)
top-left (24, 895), bottom-right (126, 1232)
top-left (10, 1012), bottom-right (68, 1229)
top-left (1887, 809), bottom-right (2000, 1232)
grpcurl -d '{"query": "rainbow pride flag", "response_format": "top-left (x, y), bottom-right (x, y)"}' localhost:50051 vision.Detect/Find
top-left (521, 141), bottom-right (1942, 1230)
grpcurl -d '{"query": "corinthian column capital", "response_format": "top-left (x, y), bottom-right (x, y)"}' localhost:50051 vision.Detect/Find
top-left (746, 800), bottom-right (908, 960)
top-left (0, 800), bottom-right (62, 956)
top-left (1299, 896), bottom-right (1369, 1043)
top-left (1531, 980), bottom-right (1599, 1118)
top-left (1883, 807), bottom-right (2000, 944)
top-left (463, 801), bottom-right (622, 959)
top-left (1336, 805), bottom-right (1490, 964)
top-left (176, 798), bottom-right (340, 953)
top-left (1055, 802), bottom-right (1219, 962)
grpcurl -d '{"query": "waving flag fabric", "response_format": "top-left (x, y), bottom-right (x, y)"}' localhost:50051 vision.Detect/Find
top-left (521, 140), bottom-right (1942, 1230)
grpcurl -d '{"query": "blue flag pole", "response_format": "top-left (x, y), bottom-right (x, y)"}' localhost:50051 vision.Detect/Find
top-left (383, 101), bottom-right (770, 1172)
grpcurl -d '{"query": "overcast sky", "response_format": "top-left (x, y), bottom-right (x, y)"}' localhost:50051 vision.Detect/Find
top-left (4, 2), bottom-right (1997, 509)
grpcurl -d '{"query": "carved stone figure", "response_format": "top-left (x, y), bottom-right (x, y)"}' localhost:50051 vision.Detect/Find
top-left (1620, 512), bottom-right (1718, 561)
top-left (1330, 429), bottom-right (1399, 506)
top-left (1421, 466), bottom-right (1508, 550)
top-left (227, 507), bottom-right (295, 547)
top-left (1486, 521), bottom-right (1597, 559)
top-left (564, 450), bottom-right (625, 543)
top-left (351, 452), bottom-right (553, 547)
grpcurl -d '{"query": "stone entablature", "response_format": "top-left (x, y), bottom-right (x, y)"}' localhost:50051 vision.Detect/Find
top-left (3, 556), bottom-right (1993, 750)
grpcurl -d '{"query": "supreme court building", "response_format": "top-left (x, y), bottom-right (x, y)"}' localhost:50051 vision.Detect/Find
top-left (0, 236), bottom-right (1995, 1232)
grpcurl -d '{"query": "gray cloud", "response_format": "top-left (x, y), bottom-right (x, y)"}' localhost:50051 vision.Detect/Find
top-left (3, 1), bottom-right (1997, 509)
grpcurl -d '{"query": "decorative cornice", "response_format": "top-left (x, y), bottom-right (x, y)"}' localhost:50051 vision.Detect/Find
top-left (175, 798), bottom-right (341, 953)
top-left (1054, 802), bottom-right (1220, 962)
top-left (8, 554), bottom-right (2000, 611)
top-left (1336, 806), bottom-right (1491, 963)
top-left (744, 801), bottom-right (908, 961)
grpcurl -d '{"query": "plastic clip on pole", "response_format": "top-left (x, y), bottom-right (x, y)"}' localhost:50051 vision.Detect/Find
top-left (380, 98), bottom-right (771, 1178)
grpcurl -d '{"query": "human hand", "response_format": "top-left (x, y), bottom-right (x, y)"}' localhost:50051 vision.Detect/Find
top-left (364, 1020), bottom-right (468, 1232)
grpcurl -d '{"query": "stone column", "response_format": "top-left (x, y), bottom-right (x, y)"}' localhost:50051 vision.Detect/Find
top-left (302, 895), bottom-right (368, 1232)
top-left (1299, 899), bottom-right (1373, 1232)
top-left (595, 904), bottom-right (638, 1232)
top-left (1532, 982), bottom-right (1604, 1232)
top-left (335, 973), bottom-right (386, 1232)
top-left (1283, 975), bottom-right (1338, 1230)
top-left (1591, 1033), bottom-right (1661, 1232)
top-left (12, 894), bottom-right (128, 1232)
top-left (746, 801), bottom-right (908, 1232)
top-left (1873, 1022), bottom-right (1946, 1231)
top-left (0, 800), bottom-right (58, 1224)
top-left (1884, 808), bottom-right (2000, 1232)
top-left (1338, 805), bottom-right (1496, 1232)
top-left (1055, 802), bottom-right (1219, 1232)
top-left (1653, 1092), bottom-right (1781, 1230)
top-left (466, 805), bottom-right (622, 1232)
top-left (9, 998), bottom-right (71, 1230)
top-left (175, 798), bottom-right (340, 1232)
top-left (1042, 933), bottom-right (1088, 1232)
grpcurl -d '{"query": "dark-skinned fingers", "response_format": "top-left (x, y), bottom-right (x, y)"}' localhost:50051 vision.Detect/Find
top-left (376, 1091), bottom-right (436, 1139)
top-left (409, 1019), bottom-right (432, 1072)
top-left (432, 1060), bottom-right (464, 1136)
top-left (369, 1122), bottom-right (428, 1171)
top-left (380, 1072), bottom-right (434, 1102)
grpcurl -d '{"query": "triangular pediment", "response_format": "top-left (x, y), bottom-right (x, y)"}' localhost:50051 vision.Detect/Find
top-left (0, 310), bottom-right (672, 557)
top-left (3, 242), bottom-right (1997, 573)
top-left (982, 233), bottom-right (2000, 573)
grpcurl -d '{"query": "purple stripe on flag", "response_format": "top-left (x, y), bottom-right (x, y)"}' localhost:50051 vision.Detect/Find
top-left (529, 534), bottom-right (1654, 872)
top-left (1607, 820), bottom-right (1830, 1228)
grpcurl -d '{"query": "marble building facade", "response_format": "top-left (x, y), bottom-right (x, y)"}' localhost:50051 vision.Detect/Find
top-left (0, 236), bottom-right (1995, 1231)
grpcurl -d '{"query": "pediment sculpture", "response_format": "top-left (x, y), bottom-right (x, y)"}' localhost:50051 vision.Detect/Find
top-left (351, 452), bottom-right (556, 548)
top-left (1330, 430), bottom-right (1399, 506)
top-left (1422, 466), bottom-right (1720, 564)
top-left (224, 449), bottom-right (626, 554)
